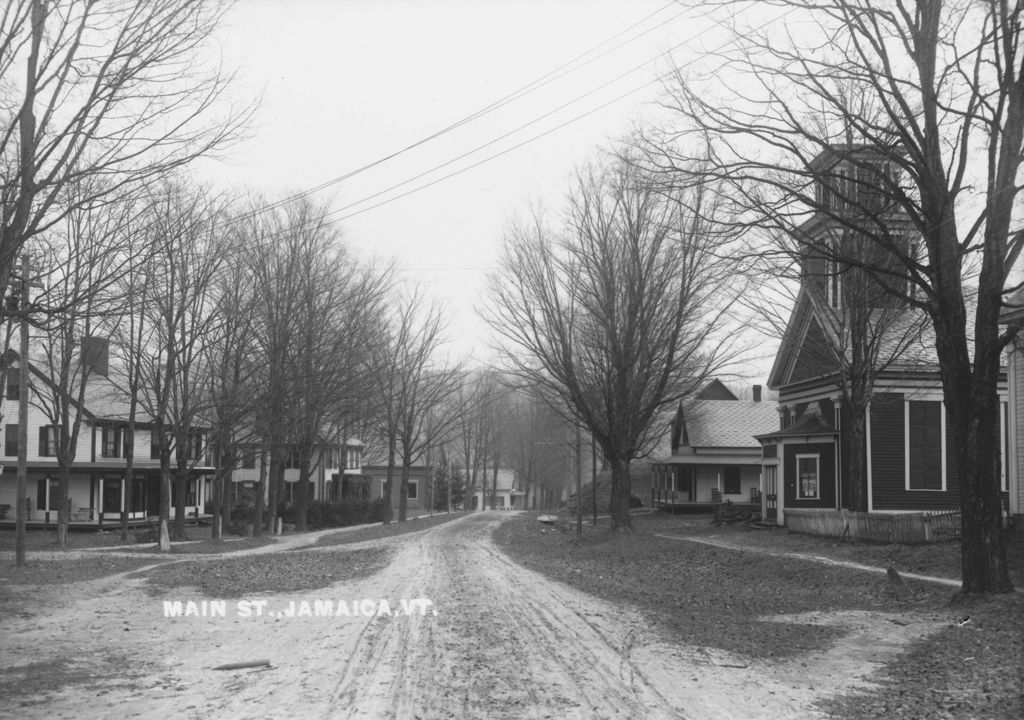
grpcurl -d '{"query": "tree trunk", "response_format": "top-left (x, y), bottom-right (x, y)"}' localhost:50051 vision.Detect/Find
top-left (121, 422), bottom-right (136, 542)
top-left (211, 443), bottom-right (228, 540)
top-left (955, 379), bottom-right (1013, 593)
top-left (158, 458), bottom-right (172, 552)
top-left (56, 464), bottom-right (70, 548)
top-left (296, 456), bottom-right (310, 532)
top-left (399, 462), bottom-right (409, 522)
top-left (608, 457), bottom-right (633, 531)
top-left (933, 303), bottom-right (1012, 593)
top-left (383, 441), bottom-right (396, 524)
top-left (120, 466), bottom-right (132, 543)
top-left (266, 454), bottom-right (282, 534)
top-left (490, 452), bottom-right (499, 510)
top-left (844, 399), bottom-right (868, 513)
top-left (253, 447), bottom-right (267, 537)
top-left (173, 472), bottom-right (187, 539)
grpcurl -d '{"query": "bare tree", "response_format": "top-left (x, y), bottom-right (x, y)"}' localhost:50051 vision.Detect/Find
top-left (503, 386), bottom-right (573, 511)
top-left (451, 373), bottom-right (486, 511)
top-left (288, 241), bottom-right (390, 531)
top-left (243, 198), bottom-right (322, 535)
top-left (0, 0), bottom-right (252, 311)
top-left (28, 185), bottom-right (137, 547)
top-left (643, 0), bottom-right (1022, 592)
top-left (485, 155), bottom-right (743, 530)
top-left (134, 181), bottom-right (225, 550)
top-left (202, 229), bottom-right (259, 540)
top-left (370, 290), bottom-right (461, 523)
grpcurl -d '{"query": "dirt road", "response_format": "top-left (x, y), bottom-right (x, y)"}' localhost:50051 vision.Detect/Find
top-left (1, 513), bottom-right (944, 719)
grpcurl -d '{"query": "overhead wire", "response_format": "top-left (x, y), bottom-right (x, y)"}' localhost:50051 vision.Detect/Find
top-left (232, 4), bottom-right (793, 241)
top-left (229, 1), bottom-right (685, 223)
top-left (325, 5), bottom-right (793, 226)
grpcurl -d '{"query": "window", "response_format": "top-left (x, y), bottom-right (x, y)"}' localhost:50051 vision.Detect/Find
top-left (346, 449), bottom-right (361, 470)
top-left (188, 431), bottom-right (204, 462)
top-left (241, 446), bottom-right (256, 469)
top-left (907, 400), bottom-right (943, 490)
top-left (723, 466), bottom-right (741, 495)
top-left (39, 426), bottom-right (57, 457)
top-left (131, 477), bottom-right (147, 513)
top-left (185, 478), bottom-right (197, 506)
top-left (285, 449), bottom-right (301, 469)
top-left (407, 481), bottom-right (418, 500)
top-left (6, 376), bottom-right (19, 400)
top-left (795, 455), bottom-right (820, 500)
top-left (827, 235), bottom-right (842, 309)
top-left (5, 424), bottom-right (18, 456)
top-left (101, 427), bottom-right (122, 458)
top-left (102, 478), bottom-right (122, 514)
top-left (36, 476), bottom-right (61, 511)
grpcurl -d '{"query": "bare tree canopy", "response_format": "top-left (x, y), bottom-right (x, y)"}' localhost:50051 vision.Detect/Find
top-left (371, 288), bottom-right (462, 523)
top-left (639, 0), bottom-right (1023, 592)
top-left (0, 0), bottom-right (253, 302)
top-left (484, 155), bottom-right (744, 530)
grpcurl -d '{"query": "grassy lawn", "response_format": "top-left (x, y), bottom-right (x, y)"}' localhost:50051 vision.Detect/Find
top-left (495, 511), bottom-right (1024, 720)
top-left (311, 512), bottom-right (462, 547)
top-left (0, 514), bottom-right (463, 595)
top-left (142, 546), bottom-right (393, 597)
top-left (0, 526), bottom-right (140, 551)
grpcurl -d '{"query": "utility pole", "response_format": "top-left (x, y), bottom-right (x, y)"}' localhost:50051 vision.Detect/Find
top-left (15, 255), bottom-right (30, 566)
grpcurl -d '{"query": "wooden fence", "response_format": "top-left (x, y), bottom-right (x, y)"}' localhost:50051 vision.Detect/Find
top-left (785, 508), bottom-right (961, 544)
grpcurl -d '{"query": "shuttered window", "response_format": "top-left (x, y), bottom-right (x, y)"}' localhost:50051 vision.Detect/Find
top-left (908, 401), bottom-right (943, 490)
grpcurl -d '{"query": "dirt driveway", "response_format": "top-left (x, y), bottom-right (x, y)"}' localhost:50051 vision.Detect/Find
top-left (1, 513), bottom-right (945, 719)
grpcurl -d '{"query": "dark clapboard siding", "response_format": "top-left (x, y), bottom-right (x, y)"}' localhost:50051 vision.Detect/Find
top-left (870, 392), bottom-right (959, 510)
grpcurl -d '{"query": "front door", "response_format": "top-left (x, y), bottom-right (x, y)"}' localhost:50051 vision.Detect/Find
top-left (764, 466), bottom-right (777, 520)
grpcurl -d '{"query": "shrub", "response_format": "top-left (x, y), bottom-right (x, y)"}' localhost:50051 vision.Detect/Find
top-left (228, 502), bottom-right (256, 536)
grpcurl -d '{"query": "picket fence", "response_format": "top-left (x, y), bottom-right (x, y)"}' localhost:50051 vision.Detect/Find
top-left (784, 508), bottom-right (961, 544)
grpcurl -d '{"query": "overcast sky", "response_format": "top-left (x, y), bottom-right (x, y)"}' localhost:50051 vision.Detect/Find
top-left (194, 0), bottom-right (773, 382)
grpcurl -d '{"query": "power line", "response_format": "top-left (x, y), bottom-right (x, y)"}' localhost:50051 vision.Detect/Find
top-left (324, 6), bottom-right (795, 224)
top-left (230, 5), bottom-right (793, 241)
top-left (227, 1), bottom-right (684, 223)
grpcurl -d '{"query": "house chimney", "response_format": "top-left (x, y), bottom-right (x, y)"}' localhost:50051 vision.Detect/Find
top-left (82, 336), bottom-right (109, 377)
top-left (753, 385), bottom-right (762, 402)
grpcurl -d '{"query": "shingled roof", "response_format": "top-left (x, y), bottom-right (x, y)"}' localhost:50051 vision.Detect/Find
top-left (681, 399), bottom-right (779, 450)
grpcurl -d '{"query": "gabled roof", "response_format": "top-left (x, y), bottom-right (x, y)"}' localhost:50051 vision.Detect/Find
top-left (14, 350), bottom-right (203, 428)
top-left (767, 285), bottom-right (939, 390)
top-left (696, 379), bottom-right (738, 400)
top-left (681, 399), bottom-right (779, 450)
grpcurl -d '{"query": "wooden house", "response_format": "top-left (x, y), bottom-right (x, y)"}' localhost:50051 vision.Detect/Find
top-left (228, 439), bottom-right (365, 507)
top-left (0, 343), bottom-right (214, 528)
top-left (759, 146), bottom-right (1010, 527)
top-left (650, 383), bottom-right (778, 510)
top-left (1000, 291), bottom-right (1024, 522)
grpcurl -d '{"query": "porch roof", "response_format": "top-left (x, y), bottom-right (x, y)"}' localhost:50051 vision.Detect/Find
top-left (651, 454), bottom-right (764, 467)
top-left (1, 462), bottom-right (215, 474)
top-left (754, 414), bottom-right (838, 441)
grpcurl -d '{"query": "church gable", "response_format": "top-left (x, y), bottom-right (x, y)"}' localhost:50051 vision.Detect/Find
top-left (788, 314), bottom-right (837, 384)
